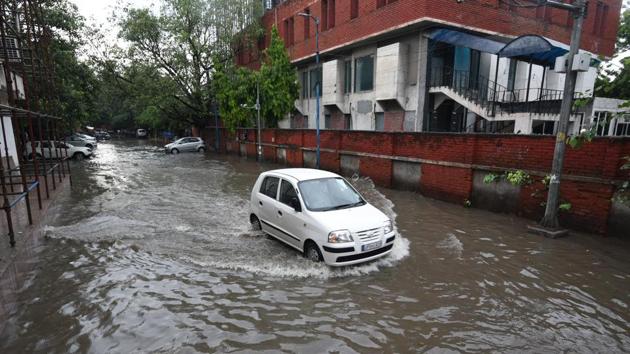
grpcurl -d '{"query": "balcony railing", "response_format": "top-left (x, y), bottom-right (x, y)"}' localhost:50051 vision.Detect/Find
top-left (429, 66), bottom-right (584, 117)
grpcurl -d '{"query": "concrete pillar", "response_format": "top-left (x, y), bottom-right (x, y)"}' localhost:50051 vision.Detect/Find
top-left (415, 34), bottom-right (429, 132)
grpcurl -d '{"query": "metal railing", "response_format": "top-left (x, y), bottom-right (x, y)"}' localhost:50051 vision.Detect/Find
top-left (429, 66), bottom-right (582, 117)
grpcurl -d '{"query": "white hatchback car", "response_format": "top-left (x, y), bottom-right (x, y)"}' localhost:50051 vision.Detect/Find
top-left (250, 168), bottom-right (395, 266)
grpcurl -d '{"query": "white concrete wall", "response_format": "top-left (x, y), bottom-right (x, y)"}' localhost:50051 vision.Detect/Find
top-left (0, 116), bottom-right (19, 169)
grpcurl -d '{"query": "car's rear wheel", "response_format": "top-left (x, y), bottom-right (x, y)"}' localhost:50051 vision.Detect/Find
top-left (304, 241), bottom-right (323, 263)
top-left (250, 214), bottom-right (261, 231)
top-left (198, 147), bottom-right (206, 153)
top-left (171, 148), bottom-right (179, 154)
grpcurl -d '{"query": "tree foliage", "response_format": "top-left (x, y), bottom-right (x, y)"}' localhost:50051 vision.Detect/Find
top-left (114, 0), bottom-right (263, 129)
top-left (214, 26), bottom-right (298, 130)
top-left (595, 10), bottom-right (630, 99)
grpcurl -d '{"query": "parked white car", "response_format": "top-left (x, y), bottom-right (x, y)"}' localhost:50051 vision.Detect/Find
top-left (250, 168), bottom-right (395, 266)
top-left (25, 141), bottom-right (93, 160)
top-left (137, 129), bottom-right (148, 138)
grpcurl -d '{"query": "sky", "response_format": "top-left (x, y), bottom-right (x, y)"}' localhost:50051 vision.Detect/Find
top-left (70, 0), bottom-right (157, 27)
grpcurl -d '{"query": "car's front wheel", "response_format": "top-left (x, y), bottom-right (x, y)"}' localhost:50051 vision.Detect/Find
top-left (250, 214), bottom-right (261, 231)
top-left (171, 148), bottom-right (179, 154)
top-left (198, 147), bottom-right (206, 153)
top-left (73, 152), bottom-right (85, 161)
top-left (304, 241), bottom-right (323, 263)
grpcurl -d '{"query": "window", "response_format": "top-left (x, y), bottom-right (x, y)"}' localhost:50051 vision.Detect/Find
top-left (315, 0), bottom-right (335, 31)
top-left (614, 114), bottom-right (630, 136)
top-left (310, 67), bottom-right (322, 97)
top-left (260, 176), bottom-right (280, 199)
top-left (375, 113), bottom-right (385, 131)
top-left (593, 1), bottom-right (609, 35)
top-left (321, 0), bottom-right (328, 31)
top-left (507, 59), bottom-right (517, 92)
top-left (303, 8), bottom-right (310, 40)
top-left (377, 0), bottom-right (397, 8)
top-left (301, 71), bottom-right (309, 98)
top-left (328, 0), bottom-right (335, 29)
top-left (351, 0), bottom-right (359, 19)
top-left (593, 111), bottom-right (611, 136)
top-left (325, 114), bottom-right (331, 129)
top-left (532, 120), bottom-right (556, 135)
top-left (298, 177), bottom-right (365, 211)
top-left (279, 180), bottom-right (299, 206)
top-left (355, 55), bottom-right (374, 92)
top-left (343, 60), bottom-right (352, 93)
top-left (283, 17), bottom-right (294, 45)
top-left (345, 114), bottom-right (352, 130)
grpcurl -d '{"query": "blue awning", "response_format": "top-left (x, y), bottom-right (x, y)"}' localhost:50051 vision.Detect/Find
top-left (498, 35), bottom-right (569, 66)
top-left (427, 28), bottom-right (598, 67)
top-left (426, 28), bottom-right (505, 55)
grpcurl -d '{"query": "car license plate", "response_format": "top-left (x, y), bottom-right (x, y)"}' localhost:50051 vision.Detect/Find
top-left (362, 241), bottom-right (381, 252)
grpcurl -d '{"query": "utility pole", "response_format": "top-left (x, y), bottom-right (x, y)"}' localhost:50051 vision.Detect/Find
top-left (540, 0), bottom-right (587, 229)
top-left (298, 12), bottom-right (321, 169)
top-left (256, 80), bottom-right (262, 161)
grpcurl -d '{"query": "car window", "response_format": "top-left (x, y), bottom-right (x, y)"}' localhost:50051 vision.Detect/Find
top-left (259, 176), bottom-right (280, 199)
top-left (298, 177), bottom-right (364, 211)
top-left (279, 179), bottom-right (299, 206)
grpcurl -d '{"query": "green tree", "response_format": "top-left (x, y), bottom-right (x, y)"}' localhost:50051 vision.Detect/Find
top-left (214, 26), bottom-right (298, 130)
top-left (117, 0), bottom-right (263, 130)
top-left (259, 26), bottom-right (299, 128)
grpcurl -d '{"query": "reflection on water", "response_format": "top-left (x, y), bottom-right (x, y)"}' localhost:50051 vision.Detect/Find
top-left (1, 140), bottom-right (629, 353)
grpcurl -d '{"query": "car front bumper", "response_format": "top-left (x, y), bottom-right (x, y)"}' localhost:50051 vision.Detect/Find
top-left (321, 232), bottom-right (396, 267)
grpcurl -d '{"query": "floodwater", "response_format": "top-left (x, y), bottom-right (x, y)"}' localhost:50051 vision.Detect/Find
top-left (1, 140), bottom-right (629, 353)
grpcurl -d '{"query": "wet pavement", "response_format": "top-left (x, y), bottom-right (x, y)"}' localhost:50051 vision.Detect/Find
top-left (0, 140), bottom-right (629, 353)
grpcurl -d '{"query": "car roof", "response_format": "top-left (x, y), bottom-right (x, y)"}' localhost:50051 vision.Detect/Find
top-left (265, 168), bottom-right (341, 182)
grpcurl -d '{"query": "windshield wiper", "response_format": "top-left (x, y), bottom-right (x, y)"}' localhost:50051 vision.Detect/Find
top-left (326, 200), bottom-right (366, 211)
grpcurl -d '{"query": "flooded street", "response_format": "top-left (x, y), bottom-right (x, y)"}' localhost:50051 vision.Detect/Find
top-left (1, 140), bottom-right (629, 353)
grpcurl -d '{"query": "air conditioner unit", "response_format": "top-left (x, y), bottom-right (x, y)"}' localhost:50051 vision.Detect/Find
top-left (554, 55), bottom-right (568, 73)
top-left (572, 52), bottom-right (591, 72)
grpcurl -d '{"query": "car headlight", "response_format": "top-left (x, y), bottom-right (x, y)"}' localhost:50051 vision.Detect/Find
top-left (384, 220), bottom-right (393, 234)
top-left (328, 230), bottom-right (353, 243)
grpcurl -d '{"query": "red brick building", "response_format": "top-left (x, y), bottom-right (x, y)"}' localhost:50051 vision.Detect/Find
top-left (239, 0), bottom-right (623, 135)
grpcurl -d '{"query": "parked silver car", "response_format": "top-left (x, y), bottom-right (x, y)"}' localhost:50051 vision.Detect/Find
top-left (164, 137), bottom-right (206, 154)
top-left (65, 134), bottom-right (97, 149)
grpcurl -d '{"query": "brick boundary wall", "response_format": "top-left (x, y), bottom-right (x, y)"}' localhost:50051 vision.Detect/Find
top-left (202, 128), bottom-right (630, 236)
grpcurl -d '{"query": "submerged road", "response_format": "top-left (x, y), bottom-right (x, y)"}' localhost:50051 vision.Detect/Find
top-left (1, 140), bottom-right (629, 353)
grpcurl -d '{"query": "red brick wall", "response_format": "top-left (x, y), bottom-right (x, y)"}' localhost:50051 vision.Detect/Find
top-left (205, 128), bottom-right (629, 234)
top-left (384, 111), bottom-right (404, 132)
top-left (420, 165), bottom-right (473, 203)
top-left (243, 0), bottom-right (621, 68)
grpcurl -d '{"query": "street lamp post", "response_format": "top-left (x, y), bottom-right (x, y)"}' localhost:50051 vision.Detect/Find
top-left (256, 81), bottom-right (262, 161)
top-left (298, 12), bottom-right (321, 169)
top-left (241, 80), bottom-right (262, 162)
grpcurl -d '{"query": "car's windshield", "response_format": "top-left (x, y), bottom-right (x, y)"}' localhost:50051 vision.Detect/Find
top-left (298, 177), bottom-right (365, 211)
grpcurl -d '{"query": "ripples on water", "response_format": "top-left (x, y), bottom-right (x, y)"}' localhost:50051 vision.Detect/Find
top-left (1, 141), bottom-right (629, 353)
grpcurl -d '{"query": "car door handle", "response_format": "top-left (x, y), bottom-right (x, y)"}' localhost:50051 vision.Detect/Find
top-left (277, 210), bottom-right (283, 216)
top-left (259, 201), bottom-right (263, 206)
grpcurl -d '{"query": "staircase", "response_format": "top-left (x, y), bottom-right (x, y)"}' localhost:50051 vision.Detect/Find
top-left (428, 67), bottom-right (586, 121)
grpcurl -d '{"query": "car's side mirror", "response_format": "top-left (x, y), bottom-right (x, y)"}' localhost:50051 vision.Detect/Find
top-left (290, 197), bottom-right (301, 212)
